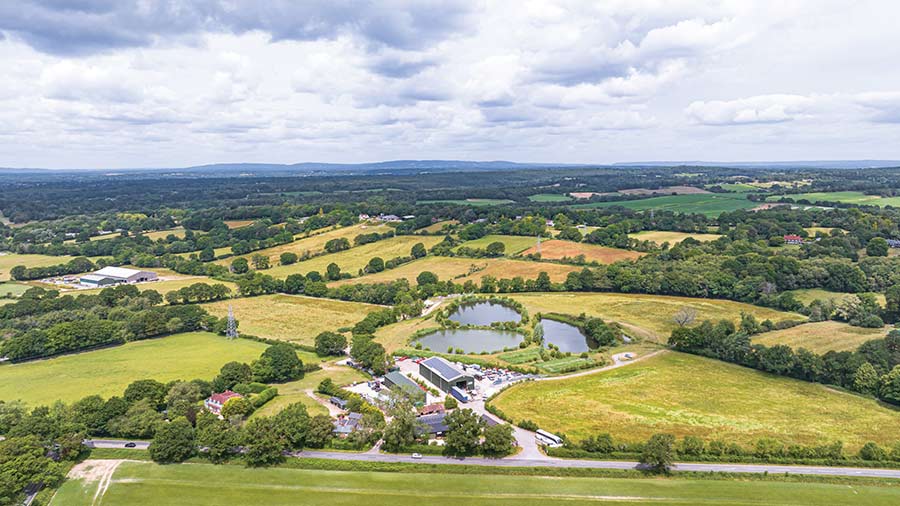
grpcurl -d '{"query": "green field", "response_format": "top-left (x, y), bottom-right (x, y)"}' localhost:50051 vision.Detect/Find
top-left (0, 281), bottom-right (31, 297)
top-left (508, 292), bottom-right (804, 341)
top-left (0, 253), bottom-right (73, 281)
top-left (251, 364), bottom-right (368, 418)
top-left (767, 191), bottom-right (900, 207)
top-left (574, 193), bottom-right (757, 216)
top-left (417, 199), bottom-right (515, 206)
top-left (754, 321), bottom-right (888, 353)
top-left (713, 182), bottom-right (760, 193)
top-left (0, 332), bottom-right (268, 406)
top-left (52, 460), bottom-right (900, 506)
top-left (264, 235), bottom-right (444, 279)
top-left (454, 234), bottom-right (539, 255)
top-left (203, 294), bottom-right (382, 346)
top-left (788, 288), bottom-right (886, 307)
top-left (630, 230), bottom-right (723, 244)
top-left (492, 351), bottom-right (900, 450)
top-left (527, 193), bottom-right (572, 202)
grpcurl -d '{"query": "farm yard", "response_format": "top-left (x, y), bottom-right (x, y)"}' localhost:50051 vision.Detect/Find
top-left (574, 193), bottom-right (758, 216)
top-left (203, 294), bottom-right (383, 346)
top-left (491, 351), bottom-right (900, 450)
top-left (753, 321), bottom-right (889, 353)
top-left (629, 230), bottom-right (723, 244)
top-left (0, 332), bottom-right (268, 406)
top-left (520, 239), bottom-right (643, 263)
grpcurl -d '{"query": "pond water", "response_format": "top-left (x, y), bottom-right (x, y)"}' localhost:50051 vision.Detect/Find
top-left (541, 319), bottom-right (591, 353)
top-left (448, 301), bottom-right (521, 326)
top-left (416, 328), bottom-right (525, 354)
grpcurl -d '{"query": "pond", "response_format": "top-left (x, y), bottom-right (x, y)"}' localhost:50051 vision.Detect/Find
top-left (541, 319), bottom-right (592, 353)
top-left (448, 301), bottom-right (521, 326)
top-left (416, 329), bottom-right (525, 354)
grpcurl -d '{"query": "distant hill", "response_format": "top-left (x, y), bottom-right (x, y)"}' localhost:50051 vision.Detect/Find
top-left (613, 160), bottom-right (900, 169)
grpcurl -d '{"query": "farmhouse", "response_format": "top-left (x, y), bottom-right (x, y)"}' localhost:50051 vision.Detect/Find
top-left (419, 403), bottom-right (445, 416)
top-left (333, 412), bottom-right (363, 437)
top-left (204, 390), bottom-right (243, 416)
top-left (80, 266), bottom-right (158, 286)
top-left (783, 234), bottom-right (804, 245)
top-left (419, 357), bottom-right (474, 394)
top-left (383, 371), bottom-right (426, 405)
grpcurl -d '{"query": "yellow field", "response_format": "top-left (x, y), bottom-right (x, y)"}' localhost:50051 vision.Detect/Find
top-left (454, 235), bottom-right (539, 255)
top-left (629, 230), bottom-right (723, 244)
top-left (492, 351), bottom-right (900, 450)
top-left (224, 220), bottom-right (255, 229)
top-left (508, 292), bottom-right (805, 341)
top-left (754, 321), bottom-right (887, 353)
top-left (143, 227), bottom-right (187, 241)
top-left (0, 253), bottom-right (75, 281)
top-left (215, 224), bottom-right (392, 267)
top-left (203, 294), bottom-right (383, 346)
top-left (520, 240), bottom-right (643, 263)
top-left (419, 220), bottom-right (458, 233)
top-left (264, 235), bottom-right (444, 278)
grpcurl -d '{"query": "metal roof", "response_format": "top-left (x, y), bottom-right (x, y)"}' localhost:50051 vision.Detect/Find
top-left (416, 412), bottom-right (448, 434)
top-left (80, 274), bottom-right (109, 282)
top-left (384, 371), bottom-right (423, 396)
top-left (93, 266), bottom-right (144, 279)
top-left (421, 357), bottom-right (467, 382)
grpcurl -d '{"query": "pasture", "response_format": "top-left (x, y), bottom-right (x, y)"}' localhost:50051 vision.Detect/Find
top-left (454, 234), bottom-right (539, 255)
top-left (527, 193), bottom-right (572, 202)
top-left (203, 294), bottom-right (382, 346)
top-left (618, 185), bottom-right (710, 195)
top-left (417, 198), bottom-right (514, 206)
top-left (52, 460), bottom-right (900, 506)
top-left (574, 193), bottom-right (757, 216)
top-left (753, 321), bottom-right (888, 353)
top-left (520, 239), bottom-right (643, 263)
top-left (491, 351), bottom-right (900, 450)
top-left (224, 220), bottom-right (255, 229)
top-left (264, 235), bottom-right (444, 279)
top-left (629, 230), bottom-right (723, 244)
top-left (0, 253), bottom-right (73, 281)
top-left (508, 292), bottom-right (803, 341)
top-left (787, 288), bottom-right (885, 307)
top-left (419, 220), bottom-right (458, 233)
top-left (0, 332), bottom-right (268, 406)
top-left (0, 282), bottom-right (31, 297)
top-left (767, 191), bottom-right (900, 207)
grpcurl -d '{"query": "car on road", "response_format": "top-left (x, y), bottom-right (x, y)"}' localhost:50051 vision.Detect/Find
top-left (411, 453), bottom-right (422, 459)
top-left (124, 442), bottom-right (137, 448)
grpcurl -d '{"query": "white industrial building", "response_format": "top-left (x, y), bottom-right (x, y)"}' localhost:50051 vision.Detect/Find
top-left (80, 266), bottom-right (158, 287)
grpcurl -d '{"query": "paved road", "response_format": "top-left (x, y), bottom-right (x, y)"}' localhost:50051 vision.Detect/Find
top-left (84, 439), bottom-right (900, 479)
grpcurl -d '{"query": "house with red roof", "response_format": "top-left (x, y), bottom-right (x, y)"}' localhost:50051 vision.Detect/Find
top-left (783, 234), bottom-right (804, 245)
top-left (204, 390), bottom-right (243, 416)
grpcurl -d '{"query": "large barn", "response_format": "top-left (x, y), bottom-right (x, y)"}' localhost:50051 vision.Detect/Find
top-left (419, 357), bottom-right (474, 394)
top-left (80, 266), bottom-right (158, 287)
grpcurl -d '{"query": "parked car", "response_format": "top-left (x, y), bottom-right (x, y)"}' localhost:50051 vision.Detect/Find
top-left (411, 453), bottom-right (422, 459)
top-left (124, 442), bottom-right (137, 448)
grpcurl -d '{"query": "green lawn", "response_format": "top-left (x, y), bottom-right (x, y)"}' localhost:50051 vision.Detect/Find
top-left (527, 193), bottom-right (573, 202)
top-left (767, 191), bottom-right (900, 207)
top-left (453, 234), bottom-right (539, 255)
top-left (52, 460), bottom-right (900, 506)
top-left (0, 332), bottom-right (268, 406)
top-left (492, 351), bottom-right (900, 451)
top-left (574, 193), bottom-right (757, 216)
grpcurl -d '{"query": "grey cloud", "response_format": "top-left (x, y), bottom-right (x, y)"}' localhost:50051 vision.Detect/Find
top-left (367, 58), bottom-right (436, 78)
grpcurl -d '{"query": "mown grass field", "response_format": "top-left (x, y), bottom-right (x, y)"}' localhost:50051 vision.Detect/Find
top-left (0, 332), bottom-right (268, 406)
top-left (753, 321), bottom-right (888, 353)
top-left (629, 230), bottom-right (723, 244)
top-left (214, 223), bottom-right (392, 265)
top-left (52, 460), bottom-right (900, 506)
top-left (454, 234), bottom-right (539, 255)
top-left (419, 220), bottom-right (457, 233)
top-left (203, 294), bottom-right (382, 346)
top-left (264, 235), bottom-right (444, 279)
top-left (251, 364), bottom-right (368, 418)
top-left (0, 253), bottom-right (73, 281)
top-left (508, 292), bottom-right (804, 341)
top-left (788, 288), bottom-right (886, 306)
top-left (574, 193), bottom-right (757, 216)
top-left (0, 281), bottom-right (31, 297)
top-left (527, 193), bottom-right (572, 202)
top-left (520, 239), bottom-right (643, 263)
top-left (492, 351), bottom-right (900, 450)
top-left (142, 227), bottom-right (187, 241)
top-left (767, 191), bottom-right (900, 207)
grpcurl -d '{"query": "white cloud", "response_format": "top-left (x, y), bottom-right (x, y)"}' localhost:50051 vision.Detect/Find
top-left (686, 94), bottom-right (816, 125)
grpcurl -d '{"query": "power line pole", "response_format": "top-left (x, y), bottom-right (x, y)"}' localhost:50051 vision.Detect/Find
top-left (226, 304), bottom-right (238, 339)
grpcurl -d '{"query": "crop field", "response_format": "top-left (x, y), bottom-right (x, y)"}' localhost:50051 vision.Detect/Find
top-left (767, 191), bottom-right (900, 207)
top-left (629, 230), bottom-right (723, 244)
top-left (0, 253), bottom-right (74, 281)
top-left (0, 332), bottom-right (268, 406)
top-left (215, 223), bottom-right (392, 266)
top-left (520, 239), bottom-right (643, 263)
top-left (787, 288), bottom-right (886, 306)
top-left (804, 226), bottom-right (845, 236)
top-left (492, 351), bottom-right (900, 450)
top-left (417, 198), bottom-right (515, 206)
top-left (454, 234), bottom-right (539, 255)
top-left (224, 219), bottom-right (255, 229)
top-left (203, 294), bottom-right (382, 346)
top-left (753, 321), bottom-right (888, 353)
top-left (508, 292), bottom-right (803, 341)
top-left (251, 364), bottom-right (369, 418)
top-left (264, 235), bottom-right (444, 278)
top-left (52, 460), bottom-right (900, 506)
top-left (574, 193), bottom-right (757, 216)
top-left (527, 193), bottom-right (572, 202)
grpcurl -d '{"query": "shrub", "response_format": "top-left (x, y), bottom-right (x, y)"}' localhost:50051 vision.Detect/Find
top-left (859, 442), bottom-right (887, 461)
top-left (518, 419), bottom-right (539, 431)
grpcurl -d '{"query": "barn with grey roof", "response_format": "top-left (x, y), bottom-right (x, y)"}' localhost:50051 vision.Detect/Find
top-left (418, 357), bottom-right (474, 393)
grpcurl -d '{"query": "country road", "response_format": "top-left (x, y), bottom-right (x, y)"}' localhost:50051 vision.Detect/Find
top-left (83, 440), bottom-right (900, 479)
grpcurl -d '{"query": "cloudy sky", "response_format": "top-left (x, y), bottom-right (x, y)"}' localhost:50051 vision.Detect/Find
top-left (2, 0), bottom-right (900, 168)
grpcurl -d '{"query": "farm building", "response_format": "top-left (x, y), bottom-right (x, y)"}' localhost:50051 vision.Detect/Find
top-left (333, 412), bottom-right (363, 437)
top-left (204, 390), bottom-right (243, 416)
top-left (783, 234), bottom-right (804, 245)
top-left (415, 412), bottom-right (449, 437)
top-left (80, 266), bottom-right (158, 286)
top-left (419, 403), bottom-right (445, 416)
top-left (419, 357), bottom-right (474, 394)
top-left (329, 397), bottom-right (348, 410)
top-left (383, 371), bottom-right (426, 404)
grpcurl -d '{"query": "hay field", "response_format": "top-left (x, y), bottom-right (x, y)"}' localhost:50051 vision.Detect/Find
top-left (215, 224), bottom-right (392, 266)
top-left (520, 240), bottom-right (643, 263)
top-left (454, 234), bottom-right (538, 255)
top-left (0, 253), bottom-right (74, 281)
top-left (753, 321), bottom-right (888, 353)
top-left (630, 231), bottom-right (723, 244)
